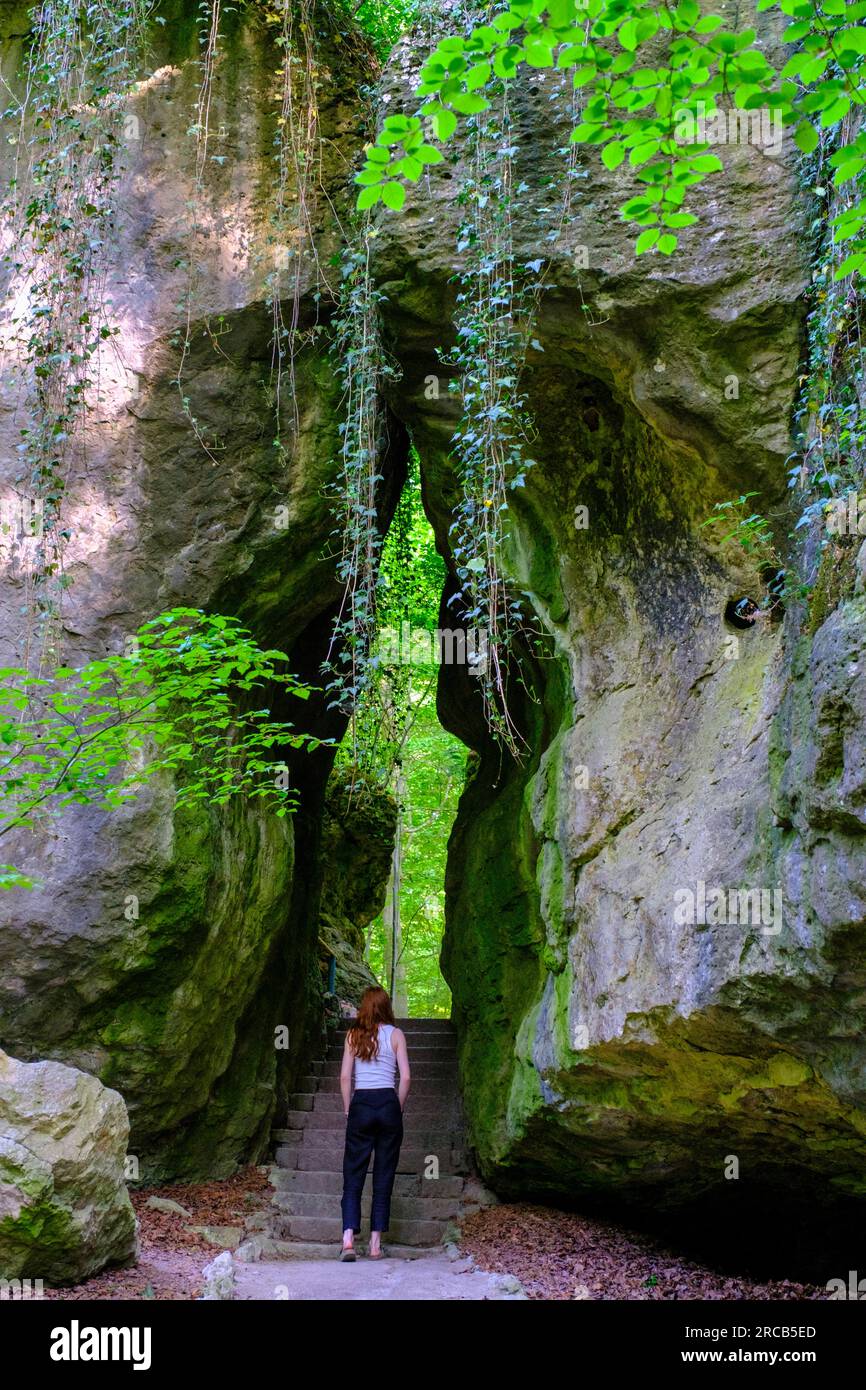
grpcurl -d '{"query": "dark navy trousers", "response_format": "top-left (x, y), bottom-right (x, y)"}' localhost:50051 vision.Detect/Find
top-left (341, 1087), bottom-right (404, 1234)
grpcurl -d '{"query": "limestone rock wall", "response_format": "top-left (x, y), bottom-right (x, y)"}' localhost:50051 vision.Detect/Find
top-left (317, 778), bottom-right (397, 1004)
top-left (372, 6), bottom-right (866, 1214)
top-left (0, 1), bottom-right (388, 1180)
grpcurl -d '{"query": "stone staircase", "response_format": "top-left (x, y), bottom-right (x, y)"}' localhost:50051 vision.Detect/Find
top-left (268, 1018), bottom-right (472, 1253)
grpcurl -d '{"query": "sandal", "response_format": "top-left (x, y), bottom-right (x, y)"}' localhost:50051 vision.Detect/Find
top-left (340, 1244), bottom-right (356, 1262)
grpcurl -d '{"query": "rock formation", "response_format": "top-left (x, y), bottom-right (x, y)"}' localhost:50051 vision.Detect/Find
top-left (0, 0), bottom-right (864, 1249)
top-left (0, 1049), bottom-right (137, 1283)
top-left (372, 5), bottom-right (866, 1224)
top-left (0, 0), bottom-right (400, 1181)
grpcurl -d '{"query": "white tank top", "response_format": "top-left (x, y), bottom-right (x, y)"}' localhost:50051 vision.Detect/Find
top-left (352, 1023), bottom-right (398, 1089)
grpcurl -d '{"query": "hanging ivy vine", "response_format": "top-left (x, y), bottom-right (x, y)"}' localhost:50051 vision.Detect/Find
top-left (440, 69), bottom-right (588, 756)
top-left (171, 0), bottom-right (229, 461)
top-left (321, 232), bottom-right (400, 724)
top-left (3, 0), bottom-right (150, 653)
top-left (261, 0), bottom-right (334, 448)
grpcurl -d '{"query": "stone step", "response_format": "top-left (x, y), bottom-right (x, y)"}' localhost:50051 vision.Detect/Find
top-left (258, 1239), bottom-right (434, 1261)
top-left (332, 1019), bottom-right (453, 1032)
top-left (317, 1060), bottom-right (456, 1078)
top-left (288, 1094), bottom-right (315, 1112)
top-left (274, 1192), bottom-right (461, 1221)
top-left (287, 1146), bottom-right (467, 1175)
top-left (288, 1129), bottom-right (460, 1154)
top-left (324, 1043), bottom-right (456, 1061)
top-left (270, 1169), bottom-right (466, 1199)
top-left (279, 1215), bottom-right (447, 1245)
top-left (282, 1111), bottom-right (465, 1134)
top-left (300, 1075), bottom-right (455, 1096)
top-left (292, 1090), bottom-right (460, 1116)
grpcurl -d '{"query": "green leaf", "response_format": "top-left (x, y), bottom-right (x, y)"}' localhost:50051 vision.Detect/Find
top-left (835, 158), bottom-right (866, 186)
top-left (524, 41), bottom-right (553, 67)
top-left (357, 185), bottom-right (382, 209)
top-left (662, 211), bottom-right (699, 227)
top-left (433, 107), bottom-right (458, 140)
top-left (381, 181), bottom-right (406, 210)
top-left (836, 27), bottom-right (866, 54)
top-left (657, 233), bottom-right (678, 255)
top-left (619, 18), bottom-right (640, 50)
top-left (636, 227), bottom-right (660, 253)
top-left (451, 92), bottom-right (490, 115)
top-left (821, 96), bottom-right (851, 128)
top-left (834, 250), bottom-right (866, 278)
top-left (602, 140), bottom-right (625, 169)
top-left (794, 121), bottom-right (819, 153)
top-left (675, 0), bottom-right (700, 25)
top-left (466, 61), bottom-right (492, 89)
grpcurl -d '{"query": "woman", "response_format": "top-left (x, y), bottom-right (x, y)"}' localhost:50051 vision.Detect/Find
top-left (340, 986), bottom-right (411, 1260)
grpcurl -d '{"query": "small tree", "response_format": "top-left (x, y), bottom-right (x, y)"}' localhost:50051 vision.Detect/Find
top-left (0, 607), bottom-right (321, 889)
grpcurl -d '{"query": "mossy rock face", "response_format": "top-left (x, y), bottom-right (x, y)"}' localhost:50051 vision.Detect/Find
top-left (0, 3), bottom-right (384, 1180)
top-left (317, 777), bottom-right (397, 1004)
top-left (0, 1051), bottom-right (137, 1284)
top-left (372, 7), bottom-right (866, 1212)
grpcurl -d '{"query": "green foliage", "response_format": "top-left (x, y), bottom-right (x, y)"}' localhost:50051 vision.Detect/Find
top-left (378, 448), bottom-right (447, 630)
top-left (357, 0), bottom-right (866, 273)
top-left (342, 0), bottom-right (419, 59)
top-left (0, 608), bottom-right (320, 888)
top-left (336, 458), bottom-right (462, 1014)
top-left (365, 695), bottom-right (463, 1017)
top-left (336, 450), bottom-right (445, 784)
top-left (700, 492), bottom-right (778, 558)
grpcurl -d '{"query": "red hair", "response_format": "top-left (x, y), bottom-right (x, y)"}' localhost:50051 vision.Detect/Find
top-left (347, 986), bottom-right (396, 1062)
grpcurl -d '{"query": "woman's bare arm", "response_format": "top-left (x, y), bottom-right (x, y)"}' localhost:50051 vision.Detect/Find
top-left (340, 1032), bottom-right (354, 1116)
top-left (392, 1027), bottom-right (411, 1109)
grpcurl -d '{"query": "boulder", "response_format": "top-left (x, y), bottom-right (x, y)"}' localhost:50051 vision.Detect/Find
top-left (0, 1050), bottom-right (137, 1284)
